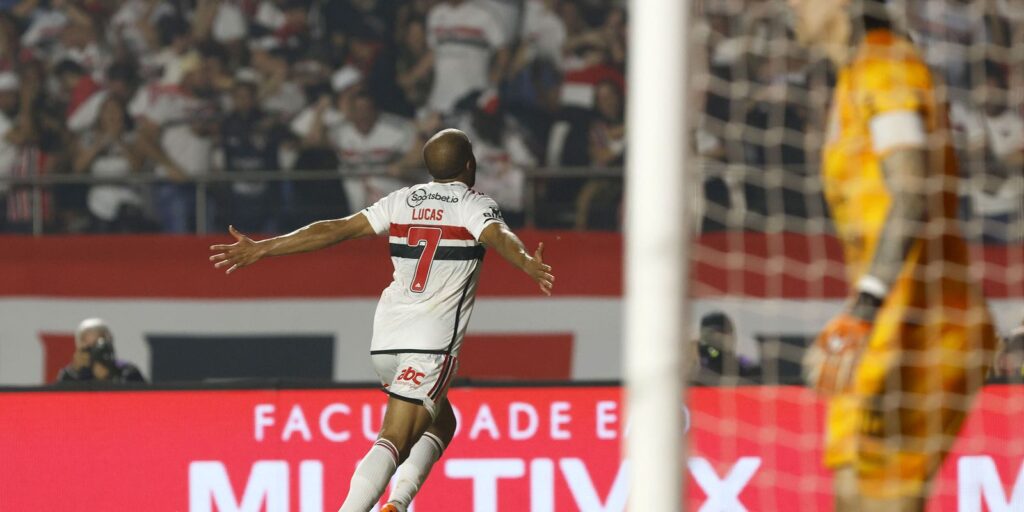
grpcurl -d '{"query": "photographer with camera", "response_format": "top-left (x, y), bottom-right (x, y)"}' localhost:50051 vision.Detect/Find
top-left (56, 318), bottom-right (146, 384)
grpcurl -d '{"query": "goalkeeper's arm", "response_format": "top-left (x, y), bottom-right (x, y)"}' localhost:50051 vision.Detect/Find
top-left (804, 112), bottom-right (930, 395)
top-left (848, 112), bottom-right (930, 322)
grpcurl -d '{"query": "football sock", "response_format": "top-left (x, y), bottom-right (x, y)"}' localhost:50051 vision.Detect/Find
top-left (338, 439), bottom-right (399, 512)
top-left (385, 432), bottom-right (446, 510)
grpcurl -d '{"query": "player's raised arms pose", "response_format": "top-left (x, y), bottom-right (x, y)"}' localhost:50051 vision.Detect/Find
top-left (210, 128), bottom-right (554, 512)
top-left (788, 1), bottom-right (997, 511)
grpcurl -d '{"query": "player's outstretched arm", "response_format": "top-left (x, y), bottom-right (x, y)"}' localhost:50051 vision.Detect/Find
top-left (209, 214), bottom-right (377, 274)
top-left (479, 223), bottom-right (554, 296)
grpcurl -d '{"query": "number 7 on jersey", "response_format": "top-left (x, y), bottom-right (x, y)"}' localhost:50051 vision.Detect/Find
top-left (407, 226), bottom-right (442, 293)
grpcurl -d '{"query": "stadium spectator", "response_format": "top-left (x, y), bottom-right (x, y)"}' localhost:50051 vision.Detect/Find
top-left (395, 17), bottom-right (433, 111)
top-left (575, 79), bottom-right (623, 230)
top-left (456, 91), bottom-right (536, 226)
top-left (0, 71), bottom-right (19, 231)
top-left (67, 61), bottom-right (140, 134)
top-left (57, 318), bottom-right (146, 384)
top-left (334, 91), bottom-right (420, 211)
top-left (248, 38), bottom-right (306, 121)
top-left (72, 97), bottom-right (155, 232)
top-left (3, 63), bottom-right (59, 233)
top-left (479, 0), bottom-right (523, 43)
top-left (54, 59), bottom-right (100, 123)
top-left (130, 53), bottom-right (217, 233)
top-left (512, 0), bottom-right (567, 73)
top-left (426, 0), bottom-right (509, 115)
top-left (502, 0), bottom-right (565, 142)
top-left (691, 311), bottom-right (760, 386)
top-left (286, 84), bottom-right (353, 228)
top-left (205, 0), bottom-right (249, 52)
top-left (323, 0), bottom-right (398, 41)
top-left (197, 41), bottom-right (236, 96)
top-left (107, 0), bottom-right (178, 58)
top-left (218, 78), bottom-right (287, 233)
top-left (961, 65), bottom-right (1024, 243)
top-left (905, 0), bottom-right (979, 92)
top-left (0, 0), bottom-right (1015, 235)
top-left (992, 324), bottom-right (1024, 383)
top-left (53, 15), bottom-right (109, 81)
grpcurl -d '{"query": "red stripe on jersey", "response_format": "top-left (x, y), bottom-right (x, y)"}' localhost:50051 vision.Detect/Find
top-left (390, 223), bottom-right (476, 241)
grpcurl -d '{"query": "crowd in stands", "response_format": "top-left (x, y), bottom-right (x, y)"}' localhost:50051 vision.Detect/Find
top-left (0, 0), bottom-right (1019, 239)
top-left (694, 0), bottom-right (1024, 243)
top-left (0, 0), bottom-right (627, 234)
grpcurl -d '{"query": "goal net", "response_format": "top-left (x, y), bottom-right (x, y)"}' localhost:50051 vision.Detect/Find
top-left (683, 0), bottom-right (1024, 509)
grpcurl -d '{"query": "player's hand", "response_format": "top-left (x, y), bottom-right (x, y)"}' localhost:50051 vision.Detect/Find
top-left (803, 313), bottom-right (872, 396)
top-left (209, 225), bottom-right (266, 274)
top-left (524, 242), bottom-right (554, 296)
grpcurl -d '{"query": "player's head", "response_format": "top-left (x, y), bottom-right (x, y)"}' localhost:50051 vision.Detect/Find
top-left (788, 0), bottom-right (892, 48)
top-left (423, 128), bottom-right (477, 186)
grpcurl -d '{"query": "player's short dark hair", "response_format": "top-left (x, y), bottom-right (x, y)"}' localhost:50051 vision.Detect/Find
top-left (423, 129), bottom-right (473, 181)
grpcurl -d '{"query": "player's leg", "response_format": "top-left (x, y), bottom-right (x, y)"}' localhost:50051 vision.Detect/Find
top-left (861, 493), bottom-right (925, 512)
top-left (339, 396), bottom-right (434, 512)
top-left (853, 319), bottom-right (992, 512)
top-left (824, 392), bottom-right (861, 512)
top-left (385, 399), bottom-right (458, 511)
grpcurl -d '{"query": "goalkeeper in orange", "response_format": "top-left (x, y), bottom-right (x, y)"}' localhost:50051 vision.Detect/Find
top-left (787, 0), bottom-right (998, 510)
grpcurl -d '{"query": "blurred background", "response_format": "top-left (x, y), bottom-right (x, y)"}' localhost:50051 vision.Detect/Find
top-left (0, 0), bottom-right (1018, 240)
top-left (0, 1), bottom-right (1022, 509)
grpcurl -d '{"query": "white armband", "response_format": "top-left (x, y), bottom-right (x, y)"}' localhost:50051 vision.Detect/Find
top-left (856, 275), bottom-right (888, 299)
top-left (869, 110), bottom-right (927, 154)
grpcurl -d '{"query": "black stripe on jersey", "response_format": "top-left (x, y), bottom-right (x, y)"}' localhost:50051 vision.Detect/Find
top-left (446, 262), bottom-right (478, 354)
top-left (371, 349), bottom-right (448, 355)
top-left (435, 37), bottom-right (491, 50)
top-left (382, 389), bottom-right (424, 406)
top-left (429, 356), bottom-right (454, 401)
top-left (389, 244), bottom-right (485, 260)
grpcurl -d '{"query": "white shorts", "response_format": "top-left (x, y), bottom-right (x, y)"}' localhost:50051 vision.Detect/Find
top-left (372, 352), bottom-right (458, 419)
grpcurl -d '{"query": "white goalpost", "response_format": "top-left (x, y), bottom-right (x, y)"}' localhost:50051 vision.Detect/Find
top-left (624, 0), bottom-right (693, 510)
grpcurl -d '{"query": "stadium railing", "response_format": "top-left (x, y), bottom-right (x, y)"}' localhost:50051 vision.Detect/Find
top-left (0, 165), bottom-right (625, 236)
top-left (1, 162), bottom-right (1020, 240)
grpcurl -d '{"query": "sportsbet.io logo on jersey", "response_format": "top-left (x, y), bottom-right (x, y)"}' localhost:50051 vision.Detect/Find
top-left (407, 188), bottom-right (460, 208)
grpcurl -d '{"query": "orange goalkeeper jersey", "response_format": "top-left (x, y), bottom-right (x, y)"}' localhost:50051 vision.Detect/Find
top-left (821, 29), bottom-right (989, 322)
top-left (820, 30), bottom-right (997, 482)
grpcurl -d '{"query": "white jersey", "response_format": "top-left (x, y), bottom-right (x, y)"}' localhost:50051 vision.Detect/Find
top-left (426, 1), bottom-right (506, 113)
top-left (361, 181), bottom-right (506, 356)
top-left (336, 114), bottom-right (417, 211)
